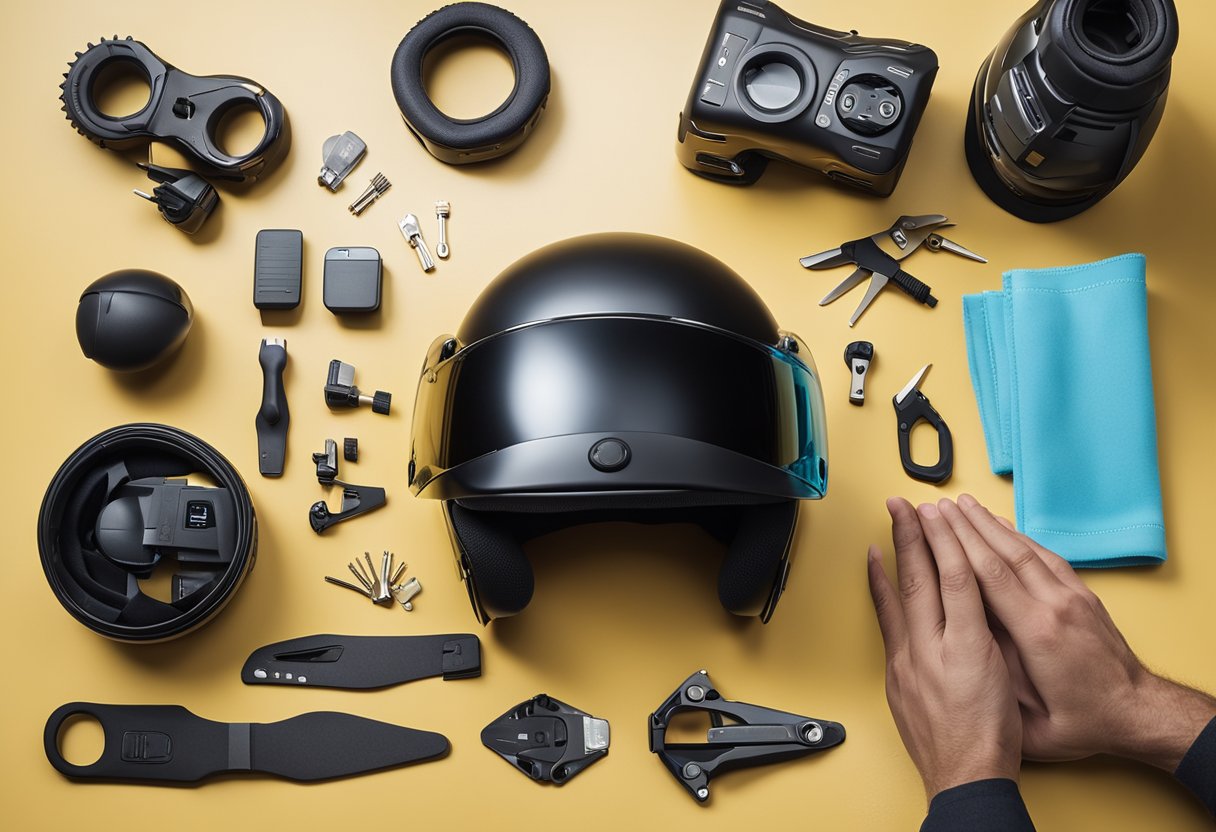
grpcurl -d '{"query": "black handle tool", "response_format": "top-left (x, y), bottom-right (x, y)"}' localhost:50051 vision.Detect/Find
top-left (255, 338), bottom-right (288, 476)
top-left (242, 633), bottom-right (481, 689)
top-left (893, 363), bottom-right (953, 483)
top-left (44, 703), bottom-right (448, 783)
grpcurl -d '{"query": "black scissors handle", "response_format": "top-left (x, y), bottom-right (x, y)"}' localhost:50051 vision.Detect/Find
top-left (849, 239), bottom-right (938, 308)
top-left (894, 391), bottom-right (953, 483)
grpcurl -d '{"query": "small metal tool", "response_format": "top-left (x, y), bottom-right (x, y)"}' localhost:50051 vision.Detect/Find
top-left (801, 215), bottom-right (985, 326)
top-left (319, 131), bottom-right (367, 191)
top-left (325, 551), bottom-right (411, 607)
top-left (434, 201), bottom-right (450, 259)
top-left (399, 213), bottom-right (436, 272)
top-left (348, 173), bottom-right (391, 215)
top-left (893, 364), bottom-right (954, 484)
top-left (844, 341), bottom-right (874, 405)
top-left (393, 577), bottom-right (422, 612)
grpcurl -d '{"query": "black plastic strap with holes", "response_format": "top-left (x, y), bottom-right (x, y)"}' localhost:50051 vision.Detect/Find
top-left (44, 703), bottom-right (450, 783)
top-left (240, 633), bottom-right (482, 689)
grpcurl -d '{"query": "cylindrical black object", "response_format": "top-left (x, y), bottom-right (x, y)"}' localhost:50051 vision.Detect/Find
top-left (38, 424), bottom-right (257, 642)
top-left (965, 0), bottom-right (1179, 222)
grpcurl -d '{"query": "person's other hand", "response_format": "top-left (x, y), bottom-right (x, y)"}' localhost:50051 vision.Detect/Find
top-left (940, 494), bottom-right (1216, 771)
top-left (867, 497), bottom-right (1023, 799)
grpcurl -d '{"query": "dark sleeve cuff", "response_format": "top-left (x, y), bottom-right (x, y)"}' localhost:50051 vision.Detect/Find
top-left (921, 778), bottom-right (1035, 832)
top-left (1175, 715), bottom-right (1216, 817)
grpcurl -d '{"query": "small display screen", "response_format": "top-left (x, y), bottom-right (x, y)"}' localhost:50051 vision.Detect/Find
top-left (185, 501), bottom-right (214, 529)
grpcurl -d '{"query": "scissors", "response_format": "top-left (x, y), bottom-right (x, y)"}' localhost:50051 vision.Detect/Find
top-left (800, 214), bottom-right (986, 326)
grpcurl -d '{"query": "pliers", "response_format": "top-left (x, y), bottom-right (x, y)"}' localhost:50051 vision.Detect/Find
top-left (799, 214), bottom-right (986, 326)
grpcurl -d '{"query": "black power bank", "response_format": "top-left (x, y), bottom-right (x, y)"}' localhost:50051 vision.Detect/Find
top-left (253, 229), bottom-right (303, 310)
top-left (324, 247), bottom-right (382, 313)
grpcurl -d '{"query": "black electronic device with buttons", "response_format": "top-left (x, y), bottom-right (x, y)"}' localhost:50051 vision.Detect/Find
top-left (676, 0), bottom-right (938, 195)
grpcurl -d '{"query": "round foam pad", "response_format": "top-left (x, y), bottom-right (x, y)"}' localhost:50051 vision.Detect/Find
top-left (390, 2), bottom-right (550, 163)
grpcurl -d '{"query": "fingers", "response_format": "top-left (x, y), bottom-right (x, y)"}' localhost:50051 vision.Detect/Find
top-left (867, 545), bottom-right (908, 661)
top-left (915, 502), bottom-right (988, 642)
top-left (937, 498), bottom-right (1038, 631)
top-left (992, 628), bottom-right (1048, 718)
top-left (886, 497), bottom-right (945, 642)
top-left (956, 494), bottom-right (1066, 601)
top-left (992, 514), bottom-right (1090, 594)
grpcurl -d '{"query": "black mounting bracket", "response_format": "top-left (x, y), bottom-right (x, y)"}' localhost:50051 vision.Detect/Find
top-left (648, 669), bottom-right (845, 804)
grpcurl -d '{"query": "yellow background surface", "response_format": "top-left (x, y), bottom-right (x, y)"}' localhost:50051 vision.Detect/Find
top-left (3, 1), bottom-right (1214, 829)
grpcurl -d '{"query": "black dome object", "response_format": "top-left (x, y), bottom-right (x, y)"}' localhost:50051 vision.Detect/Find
top-left (409, 233), bottom-right (828, 624)
top-left (76, 270), bottom-right (193, 371)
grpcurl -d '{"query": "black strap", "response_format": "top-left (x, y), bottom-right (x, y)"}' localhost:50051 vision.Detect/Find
top-left (44, 703), bottom-right (448, 783)
top-left (241, 633), bottom-right (482, 690)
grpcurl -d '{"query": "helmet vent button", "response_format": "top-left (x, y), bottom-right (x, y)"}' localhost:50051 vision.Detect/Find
top-left (589, 438), bottom-right (631, 472)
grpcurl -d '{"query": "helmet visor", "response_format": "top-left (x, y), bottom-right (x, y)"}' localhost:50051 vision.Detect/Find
top-left (409, 317), bottom-right (827, 498)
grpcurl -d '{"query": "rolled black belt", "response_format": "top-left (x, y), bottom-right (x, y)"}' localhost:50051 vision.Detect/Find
top-left (390, 2), bottom-right (550, 164)
top-left (38, 423), bottom-right (257, 642)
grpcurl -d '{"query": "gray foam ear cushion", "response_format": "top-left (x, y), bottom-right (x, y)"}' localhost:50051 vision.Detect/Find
top-left (717, 500), bottom-right (798, 618)
top-left (390, 2), bottom-right (550, 156)
top-left (446, 501), bottom-right (534, 621)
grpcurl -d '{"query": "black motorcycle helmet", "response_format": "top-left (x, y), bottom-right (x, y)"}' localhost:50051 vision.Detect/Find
top-left (965, 0), bottom-right (1178, 222)
top-left (408, 233), bottom-right (828, 624)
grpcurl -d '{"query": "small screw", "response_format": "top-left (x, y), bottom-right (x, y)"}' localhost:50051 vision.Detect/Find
top-left (696, 787), bottom-right (709, 800)
top-left (804, 722), bottom-right (824, 743)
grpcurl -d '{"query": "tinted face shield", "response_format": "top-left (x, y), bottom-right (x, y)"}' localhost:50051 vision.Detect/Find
top-left (409, 316), bottom-right (828, 502)
top-left (965, 0), bottom-right (1178, 222)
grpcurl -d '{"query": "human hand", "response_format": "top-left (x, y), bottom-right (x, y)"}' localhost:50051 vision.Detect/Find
top-left (867, 497), bottom-right (1022, 799)
top-left (940, 494), bottom-right (1216, 771)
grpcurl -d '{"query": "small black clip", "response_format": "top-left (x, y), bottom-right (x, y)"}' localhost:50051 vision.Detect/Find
top-left (844, 340), bottom-right (874, 405)
top-left (309, 483), bottom-right (387, 533)
top-left (481, 694), bottom-right (610, 785)
top-left (312, 439), bottom-right (339, 484)
top-left (134, 163), bottom-right (218, 234)
top-left (649, 670), bottom-right (845, 804)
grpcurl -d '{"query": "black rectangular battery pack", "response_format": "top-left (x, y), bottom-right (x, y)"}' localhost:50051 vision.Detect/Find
top-left (324, 247), bottom-right (382, 313)
top-left (253, 229), bottom-right (303, 310)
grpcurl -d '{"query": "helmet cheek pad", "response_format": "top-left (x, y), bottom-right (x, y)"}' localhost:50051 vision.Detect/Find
top-left (447, 497), bottom-right (799, 623)
top-left (408, 233), bottom-right (828, 624)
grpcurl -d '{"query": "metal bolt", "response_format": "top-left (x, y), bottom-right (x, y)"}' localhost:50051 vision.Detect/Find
top-left (686, 685), bottom-right (706, 702)
top-left (683, 763), bottom-right (702, 780)
top-left (804, 722), bottom-right (824, 743)
top-left (696, 787), bottom-right (709, 800)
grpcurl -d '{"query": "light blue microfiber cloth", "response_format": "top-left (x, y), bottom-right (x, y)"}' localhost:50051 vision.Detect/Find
top-left (962, 253), bottom-right (1165, 567)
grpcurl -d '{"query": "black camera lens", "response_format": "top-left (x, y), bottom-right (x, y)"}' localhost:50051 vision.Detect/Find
top-left (836, 75), bottom-right (903, 136)
top-left (744, 62), bottom-right (802, 111)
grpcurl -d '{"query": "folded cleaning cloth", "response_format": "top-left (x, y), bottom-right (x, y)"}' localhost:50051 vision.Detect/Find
top-left (962, 253), bottom-right (1165, 567)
